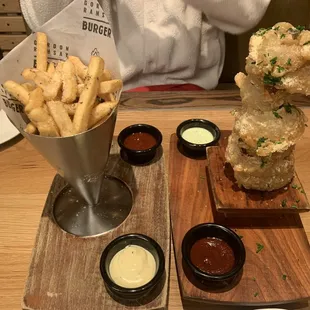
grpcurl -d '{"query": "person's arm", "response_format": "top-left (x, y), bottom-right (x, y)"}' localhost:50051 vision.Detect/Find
top-left (183, 0), bottom-right (271, 34)
top-left (20, 0), bottom-right (72, 31)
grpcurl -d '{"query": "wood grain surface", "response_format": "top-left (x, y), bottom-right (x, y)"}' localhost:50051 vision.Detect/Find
top-left (22, 141), bottom-right (170, 310)
top-left (1, 90), bottom-right (310, 310)
top-left (207, 131), bottom-right (310, 215)
top-left (169, 133), bottom-right (310, 305)
top-left (0, 0), bottom-right (21, 13)
top-left (0, 34), bottom-right (27, 50)
top-left (0, 16), bottom-right (26, 32)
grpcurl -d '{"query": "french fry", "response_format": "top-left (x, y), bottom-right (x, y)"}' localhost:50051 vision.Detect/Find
top-left (100, 69), bottom-right (112, 82)
top-left (25, 88), bottom-right (45, 113)
top-left (47, 101), bottom-right (74, 137)
top-left (76, 75), bottom-right (84, 84)
top-left (63, 103), bottom-right (78, 116)
top-left (21, 83), bottom-right (36, 92)
top-left (62, 59), bottom-right (77, 103)
top-left (101, 92), bottom-right (116, 102)
top-left (36, 32), bottom-right (48, 71)
top-left (28, 107), bottom-right (60, 137)
top-left (3, 80), bottom-right (30, 105)
top-left (98, 79), bottom-right (123, 96)
top-left (22, 68), bottom-right (50, 86)
top-left (68, 56), bottom-right (88, 80)
top-left (77, 83), bottom-right (84, 96)
top-left (73, 56), bottom-right (105, 133)
top-left (47, 63), bottom-right (55, 76)
top-left (89, 101), bottom-right (117, 128)
top-left (44, 62), bottom-right (63, 100)
top-left (24, 122), bottom-right (37, 134)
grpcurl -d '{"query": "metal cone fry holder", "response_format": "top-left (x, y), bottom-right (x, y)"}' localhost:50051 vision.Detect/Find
top-left (22, 110), bottom-right (133, 237)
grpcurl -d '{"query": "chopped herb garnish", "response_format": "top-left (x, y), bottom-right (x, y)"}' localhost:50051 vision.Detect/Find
top-left (273, 26), bottom-right (280, 31)
top-left (251, 61), bottom-right (256, 64)
top-left (257, 137), bottom-right (267, 147)
top-left (273, 111), bottom-right (282, 119)
top-left (280, 33), bottom-right (286, 39)
top-left (254, 292), bottom-right (259, 297)
top-left (252, 277), bottom-right (256, 281)
top-left (275, 141), bottom-right (282, 144)
top-left (287, 58), bottom-right (292, 66)
top-left (282, 274), bottom-right (287, 280)
top-left (303, 41), bottom-right (310, 46)
top-left (291, 205), bottom-right (298, 209)
top-left (292, 184), bottom-right (298, 189)
top-left (277, 65), bottom-right (285, 73)
top-left (263, 73), bottom-right (282, 85)
top-left (260, 158), bottom-right (267, 168)
top-left (238, 235), bottom-right (243, 239)
top-left (255, 27), bottom-right (271, 36)
top-left (296, 25), bottom-right (305, 31)
top-left (281, 199), bottom-right (287, 208)
top-left (301, 190), bottom-right (306, 194)
top-left (283, 103), bottom-right (293, 113)
top-left (296, 199), bottom-right (300, 203)
top-left (256, 243), bottom-right (264, 253)
top-left (270, 57), bottom-right (277, 65)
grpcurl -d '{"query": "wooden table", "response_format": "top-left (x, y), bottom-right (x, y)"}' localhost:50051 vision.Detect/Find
top-left (1, 89), bottom-right (310, 310)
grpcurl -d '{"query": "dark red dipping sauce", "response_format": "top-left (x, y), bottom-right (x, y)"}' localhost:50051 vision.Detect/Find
top-left (190, 237), bottom-right (235, 275)
top-left (124, 132), bottom-right (157, 151)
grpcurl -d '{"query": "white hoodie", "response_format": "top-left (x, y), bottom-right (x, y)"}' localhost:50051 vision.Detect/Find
top-left (20, 0), bottom-right (270, 90)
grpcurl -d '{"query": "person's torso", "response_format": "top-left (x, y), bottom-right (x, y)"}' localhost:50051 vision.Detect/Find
top-left (103, 0), bottom-right (224, 90)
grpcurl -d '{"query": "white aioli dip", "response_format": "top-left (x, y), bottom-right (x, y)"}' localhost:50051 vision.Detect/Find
top-left (182, 127), bottom-right (214, 144)
top-left (109, 245), bottom-right (156, 288)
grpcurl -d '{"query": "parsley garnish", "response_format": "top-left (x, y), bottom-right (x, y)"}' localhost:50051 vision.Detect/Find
top-left (281, 199), bottom-right (287, 208)
top-left (282, 274), bottom-right (287, 280)
top-left (283, 103), bottom-right (293, 113)
top-left (277, 65), bottom-right (285, 73)
top-left (273, 26), bottom-right (280, 31)
top-left (270, 57), bottom-right (277, 65)
top-left (296, 25), bottom-right (305, 31)
top-left (252, 277), bottom-right (256, 281)
top-left (280, 33), bottom-right (286, 39)
top-left (260, 158), bottom-right (267, 168)
top-left (256, 243), bottom-right (264, 253)
top-left (238, 235), bottom-right (243, 239)
top-left (263, 73), bottom-right (282, 85)
top-left (292, 184), bottom-right (298, 189)
top-left (273, 111), bottom-right (282, 119)
top-left (255, 27), bottom-right (271, 36)
top-left (287, 58), bottom-right (292, 65)
top-left (296, 199), bottom-right (300, 203)
top-left (254, 292), bottom-right (259, 297)
top-left (257, 137), bottom-right (267, 147)
top-left (301, 189), bottom-right (306, 194)
top-left (303, 41), bottom-right (310, 45)
top-left (275, 141), bottom-right (282, 144)
top-left (291, 205), bottom-right (298, 209)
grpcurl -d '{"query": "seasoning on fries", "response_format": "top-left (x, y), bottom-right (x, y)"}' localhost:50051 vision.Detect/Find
top-left (3, 32), bottom-right (123, 137)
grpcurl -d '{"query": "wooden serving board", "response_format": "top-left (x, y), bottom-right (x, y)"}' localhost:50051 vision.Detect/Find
top-left (208, 131), bottom-right (310, 215)
top-left (23, 140), bottom-right (170, 310)
top-left (169, 133), bottom-right (310, 305)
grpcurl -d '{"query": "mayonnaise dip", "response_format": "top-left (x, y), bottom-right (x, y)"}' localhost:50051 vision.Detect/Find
top-left (182, 127), bottom-right (214, 144)
top-left (109, 245), bottom-right (156, 288)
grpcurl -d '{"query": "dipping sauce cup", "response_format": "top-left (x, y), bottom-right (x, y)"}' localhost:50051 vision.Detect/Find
top-left (176, 119), bottom-right (220, 157)
top-left (118, 124), bottom-right (162, 164)
top-left (182, 223), bottom-right (245, 287)
top-left (100, 233), bottom-right (165, 300)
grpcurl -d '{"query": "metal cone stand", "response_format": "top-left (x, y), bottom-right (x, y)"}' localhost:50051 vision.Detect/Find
top-left (22, 110), bottom-right (132, 237)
